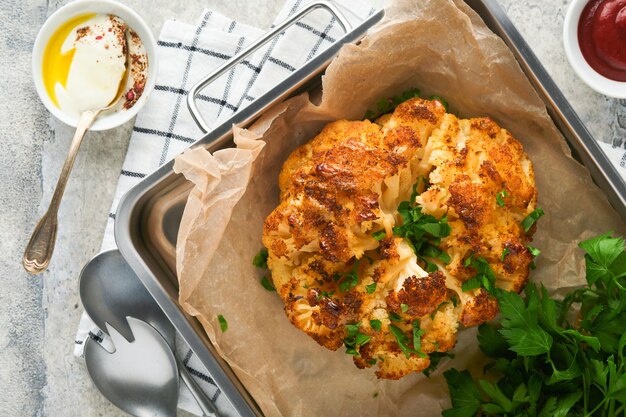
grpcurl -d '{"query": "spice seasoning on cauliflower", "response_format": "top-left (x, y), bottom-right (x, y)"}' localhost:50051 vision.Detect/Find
top-left (261, 97), bottom-right (539, 380)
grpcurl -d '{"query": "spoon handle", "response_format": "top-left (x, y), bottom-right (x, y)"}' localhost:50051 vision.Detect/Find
top-left (177, 357), bottom-right (219, 417)
top-left (23, 110), bottom-right (98, 274)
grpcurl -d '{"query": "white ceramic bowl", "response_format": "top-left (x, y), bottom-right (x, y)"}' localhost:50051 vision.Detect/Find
top-left (563, 0), bottom-right (626, 98)
top-left (32, 0), bottom-right (158, 130)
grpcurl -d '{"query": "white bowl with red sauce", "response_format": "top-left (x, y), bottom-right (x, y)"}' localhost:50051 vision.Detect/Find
top-left (564, 0), bottom-right (626, 98)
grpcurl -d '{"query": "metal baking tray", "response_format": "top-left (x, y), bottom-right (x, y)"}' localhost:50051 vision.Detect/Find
top-left (114, 1), bottom-right (626, 416)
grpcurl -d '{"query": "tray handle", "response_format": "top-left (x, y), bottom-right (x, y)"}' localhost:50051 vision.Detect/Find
top-left (186, 0), bottom-right (352, 133)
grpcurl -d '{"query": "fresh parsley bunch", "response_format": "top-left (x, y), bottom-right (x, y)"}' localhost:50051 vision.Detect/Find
top-left (443, 233), bottom-right (626, 417)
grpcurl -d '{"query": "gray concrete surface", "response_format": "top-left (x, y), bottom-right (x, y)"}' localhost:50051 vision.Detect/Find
top-left (0, 0), bottom-right (623, 416)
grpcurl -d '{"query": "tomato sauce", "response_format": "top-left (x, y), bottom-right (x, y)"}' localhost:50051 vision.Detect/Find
top-left (578, 0), bottom-right (626, 81)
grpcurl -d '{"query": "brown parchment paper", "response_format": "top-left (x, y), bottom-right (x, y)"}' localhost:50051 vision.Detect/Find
top-left (172, 0), bottom-right (626, 416)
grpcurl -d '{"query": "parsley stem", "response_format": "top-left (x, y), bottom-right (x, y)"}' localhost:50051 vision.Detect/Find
top-left (585, 393), bottom-right (610, 417)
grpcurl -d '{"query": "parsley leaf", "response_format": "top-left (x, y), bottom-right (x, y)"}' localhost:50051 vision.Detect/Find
top-left (318, 290), bottom-right (335, 300)
top-left (580, 232), bottom-right (625, 286)
top-left (401, 303), bottom-right (409, 313)
top-left (412, 320), bottom-right (425, 355)
top-left (338, 260), bottom-right (360, 292)
top-left (365, 282), bottom-right (377, 294)
top-left (498, 290), bottom-right (553, 356)
top-left (363, 88), bottom-right (422, 120)
top-left (343, 322), bottom-right (370, 356)
top-left (423, 351), bottom-right (454, 377)
top-left (388, 311), bottom-right (403, 322)
top-left (391, 189), bottom-right (451, 263)
top-left (372, 229), bottom-right (387, 240)
top-left (389, 324), bottom-right (419, 358)
top-left (501, 247), bottom-right (510, 262)
top-left (496, 190), bottom-right (508, 207)
top-left (477, 323), bottom-right (509, 358)
top-left (370, 319), bottom-right (382, 332)
top-left (579, 232), bottom-right (624, 267)
top-left (442, 369), bottom-right (481, 417)
top-left (461, 255), bottom-right (498, 295)
top-left (522, 207), bottom-right (545, 232)
top-left (527, 245), bottom-right (541, 257)
top-left (260, 276), bottom-right (276, 292)
top-left (253, 248), bottom-right (269, 269)
top-left (217, 315), bottom-right (228, 332)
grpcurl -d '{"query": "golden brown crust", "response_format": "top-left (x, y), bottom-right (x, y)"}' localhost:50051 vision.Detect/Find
top-left (460, 290), bottom-right (500, 327)
top-left (386, 271), bottom-right (447, 317)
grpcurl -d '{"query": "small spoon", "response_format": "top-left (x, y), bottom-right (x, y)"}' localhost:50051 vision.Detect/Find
top-left (79, 249), bottom-right (219, 417)
top-left (84, 318), bottom-right (179, 417)
top-left (23, 31), bottom-right (133, 274)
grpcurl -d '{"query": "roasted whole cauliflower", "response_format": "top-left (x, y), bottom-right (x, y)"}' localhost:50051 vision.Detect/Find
top-left (262, 97), bottom-right (538, 379)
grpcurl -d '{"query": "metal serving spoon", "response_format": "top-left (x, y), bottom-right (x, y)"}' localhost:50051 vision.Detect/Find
top-left (84, 318), bottom-right (180, 417)
top-left (22, 32), bottom-right (133, 274)
top-left (79, 249), bottom-right (219, 417)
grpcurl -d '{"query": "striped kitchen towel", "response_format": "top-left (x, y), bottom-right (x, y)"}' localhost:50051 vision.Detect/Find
top-left (73, 0), bottom-right (379, 415)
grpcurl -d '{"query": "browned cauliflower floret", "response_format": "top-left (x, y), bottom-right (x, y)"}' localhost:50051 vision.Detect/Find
top-left (262, 97), bottom-right (538, 379)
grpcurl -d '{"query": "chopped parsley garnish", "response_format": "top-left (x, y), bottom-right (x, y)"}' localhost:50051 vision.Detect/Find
top-left (388, 311), bottom-right (403, 322)
top-left (500, 247), bottom-right (510, 262)
top-left (389, 324), bottom-right (426, 359)
top-left (450, 293), bottom-right (459, 308)
top-left (401, 303), bottom-right (409, 313)
top-left (410, 175), bottom-right (430, 202)
top-left (370, 319), bottom-right (382, 332)
top-left (365, 282), bottom-right (377, 294)
top-left (367, 358), bottom-right (377, 365)
top-left (217, 315), bottom-right (228, 332)
top-left (422, 243), bottom-right (452, 264)
top-left (338, 260), bottom-right (360, 292)
top-left (521, 207), bottom-right (544, 232)
top-left (364, 88), bottom-right (422, 120)
top-left (372, 229), bottom-right (387, 240)
top-left (260, 276), bottom-right (276, 292)
top-left (338, 276), bottom-right (358, 293)
top-left (443, 233), bottom-right (626, 417)
top-left (527, 245), bottom-right (541, 257)
top-left (496, 190), bottom-right (508, 207)
top-left (344, 323), bottom-right (371, 357)
top-left (373, 177), bottom-right (451, 266)
top-left (422, 258), bottom-right (439, 273)
top-left (423, 352), bottom-right (454, 377)
top-left (252, 248), bottom-right (269, 269)
top-left (431, 301), bottom-right (450, 319)
top-left (461, 255), bottom-right (498, 295)
top-left (412, 321), bottom-right (425, 356)
top-left (393, 193), bottom-right (452, 262)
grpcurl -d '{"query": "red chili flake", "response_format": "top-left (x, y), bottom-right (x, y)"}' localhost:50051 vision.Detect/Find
top-left (126, 90), bottom-right (135, 101)
top-left (96, 35), bottom-right (103, 40)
